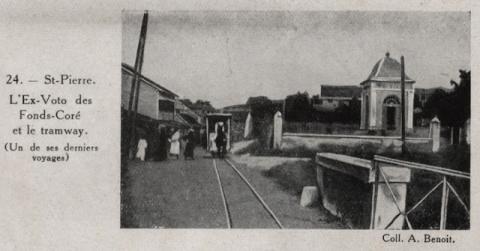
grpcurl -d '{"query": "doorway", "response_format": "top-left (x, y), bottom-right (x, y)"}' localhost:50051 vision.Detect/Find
top-left (386, 107), bottom-right (396, 130)
top-left (383, 95), bottom-right (400, 130)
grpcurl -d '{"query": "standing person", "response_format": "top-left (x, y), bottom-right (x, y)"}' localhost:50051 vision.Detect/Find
top-left (209, 131), bottom-right (217, 157)
top-left (200, 128), bottom-right (207, 149)
top-left (158, 125), bottom-right (168, 161)
top-left (183, 128), bottom-right (195, 160)
top-left (135, 136), bottom-right (148, 161)
top-left (215, 123), bottom-right (226, 158)
top-left (168, 128), bottom-right (181, 160)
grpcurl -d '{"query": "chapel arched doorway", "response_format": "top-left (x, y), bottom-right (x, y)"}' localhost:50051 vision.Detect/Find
top-left (383, 95), bottom-right (400, 130)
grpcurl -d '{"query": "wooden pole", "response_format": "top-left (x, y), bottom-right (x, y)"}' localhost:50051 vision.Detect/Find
top-left (206, 117), bottom-right (209, 150)
top-left (400, 56), bottom-right (406, 154)
top-left (369, 161), bottom-right (380, 229)
top-left (128, 11), bottom-right (149, 158)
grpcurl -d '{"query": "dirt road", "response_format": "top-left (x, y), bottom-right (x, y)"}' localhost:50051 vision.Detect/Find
top-left (121, 148), bottom-right (346, 229)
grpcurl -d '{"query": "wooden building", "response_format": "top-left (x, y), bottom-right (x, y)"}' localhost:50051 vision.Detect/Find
top-left (122, 63), bottom-right (179, 122)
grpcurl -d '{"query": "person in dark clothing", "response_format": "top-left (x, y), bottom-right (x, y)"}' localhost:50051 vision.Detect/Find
top-left (183, 129), bottom-right (196, 160)
top-left (215, 125), bottom-right (226, 158)
top-left (158, 126), bottom-right (168, 161)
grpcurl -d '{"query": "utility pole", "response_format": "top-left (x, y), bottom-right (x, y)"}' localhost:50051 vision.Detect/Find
top-left (127, 11), bottom-right (149, 159)
top-left (400, 56), bottom-right (406, 154)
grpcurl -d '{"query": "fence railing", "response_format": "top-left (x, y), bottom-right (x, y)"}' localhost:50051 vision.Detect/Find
top-left (283, 121), bottom-right (432, 137)
top-left (370, 155), bottom-right (470, 230)
top-left (283, 122), bottom-right (361, 134)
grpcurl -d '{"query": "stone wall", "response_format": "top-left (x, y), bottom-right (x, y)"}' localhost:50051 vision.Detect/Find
top-left (281, 133), bottom-right (430, 150)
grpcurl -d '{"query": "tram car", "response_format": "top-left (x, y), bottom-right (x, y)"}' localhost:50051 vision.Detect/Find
top-left (205, 113), bottom-right (232, 157)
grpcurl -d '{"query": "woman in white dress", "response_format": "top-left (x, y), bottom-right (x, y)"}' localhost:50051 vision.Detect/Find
top-left (168, 129), bottom-right (181, 160)
top-left (136, 138), bottom-right (148, 161)
top-left (209, 132), bottom-right (217, 156)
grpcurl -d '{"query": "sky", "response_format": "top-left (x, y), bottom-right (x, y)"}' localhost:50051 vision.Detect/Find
top-left (122, 11), bottom-right (470, 108)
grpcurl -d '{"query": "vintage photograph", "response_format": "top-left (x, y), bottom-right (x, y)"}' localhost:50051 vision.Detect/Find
top-left (120, 10), bottom-right (470, 229)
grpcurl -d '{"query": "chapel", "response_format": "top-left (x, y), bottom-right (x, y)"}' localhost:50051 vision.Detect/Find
top-left (360, 52), bottom-right (415, 131)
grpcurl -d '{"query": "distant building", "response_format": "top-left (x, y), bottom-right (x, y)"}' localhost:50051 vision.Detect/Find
top-left (360, 52), bottom-right (415, 130)
top-left (221, 104), bottom-right (251, 114)
top-left (320, 85), bottom-right (362, 98)
top-left (312, 85), bottom-right (362, 112)
top-left (175, 99), bottom-right (203, 128)
top-left (312, 96), bottom-right (358, 112)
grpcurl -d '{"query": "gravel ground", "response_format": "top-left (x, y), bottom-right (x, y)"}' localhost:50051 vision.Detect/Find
top-left (121, 148), bottom-right (346, 229)
top-left (122, 150), bottom-right (225, 228)
top-left (227, 156), bottom-right (346, 229)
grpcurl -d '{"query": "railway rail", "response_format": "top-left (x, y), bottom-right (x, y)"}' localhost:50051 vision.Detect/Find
top-left (212, 158), bottom-right (284, 229)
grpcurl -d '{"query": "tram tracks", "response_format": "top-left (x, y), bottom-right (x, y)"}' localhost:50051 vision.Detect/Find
top-left (212, 158), bottom-right (284, 229)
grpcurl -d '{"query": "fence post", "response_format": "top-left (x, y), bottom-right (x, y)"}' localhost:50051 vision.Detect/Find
top-left (465, 119), bottom-right (471, 145)
top-left (273, 111), bottom-right (283, 149)
top-left (440, 176), bottom-right (449, 229)
top-left (450, 127), bottom-right (454, 145)
top-left (244, 112), bottom-right (253, 138)
top-left (430, 116), bottom-right (440, 152)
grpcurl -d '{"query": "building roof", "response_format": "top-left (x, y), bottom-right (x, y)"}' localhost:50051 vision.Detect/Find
top-left (122, 63), bottom-right (178, 98)
top-left (179, 113), bottom-right (201, 127)
top-left (222, 104), bottom-right (250, 111)
top-left (362, 52), bottom-right (415, 85)
top-left (317, 96), bottom-right (357, 101)
top-left (321, 85), bottom-right (362, 98)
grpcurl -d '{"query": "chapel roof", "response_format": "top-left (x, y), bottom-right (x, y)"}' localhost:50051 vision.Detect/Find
top-left (361, 52), bottom-right (415, 85)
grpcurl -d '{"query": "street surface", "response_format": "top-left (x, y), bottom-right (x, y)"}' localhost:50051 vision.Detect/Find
top-left (122, 148), bottom-right (346, 229)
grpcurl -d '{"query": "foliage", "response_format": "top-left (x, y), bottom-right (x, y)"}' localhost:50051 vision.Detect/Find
top-left (246, 96), bottom-right (279, 147)
top-left (332, 96), bottom-right (361, 123)
top-left (192, 99), bottom-right (216, 113)
top-left (422, 70), bottom-right (470, 127)
top-left (285, 92), bottom-right (313, 121)
top-left (423, 89), bottom-right (450, 122)
top-left (285, 91), bottom-right (361, 123)
top-left (239, 139), bottom-right (469, 173)
top-left (449, 70), bottom-right (471, 126)
top-left (246, 96), bottom-right (272, 106)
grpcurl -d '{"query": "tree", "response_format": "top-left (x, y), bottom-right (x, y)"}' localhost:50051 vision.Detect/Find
top-left (181, 99), bottom-right (194, 108)
top-left (285, 92), bottom-right (312, 122)
top-left (423, 89), bottom-right (449, 122)
top-left (449, 70), bottom-right (470, 126)
top-left (192, 100), bottom-right (216, 113)
top-left (332, 97), bottom-right (361, 123)
top-left (349, 96), bottom-right (361, 122)
top-left (246, 96), bottom-right (276, 146)
top-left (422, 69), bottom-right (470, 127)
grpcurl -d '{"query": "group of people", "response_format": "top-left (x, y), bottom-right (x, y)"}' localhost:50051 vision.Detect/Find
top-left (135, 127), bottom-right (197, 161)
top-left (168, 128), bottom-right (196, 160)
top-left (134, 121), bottom-right (228, 161)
